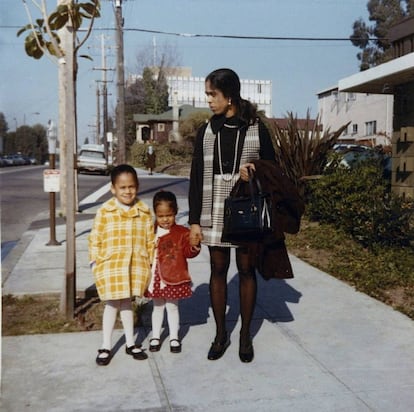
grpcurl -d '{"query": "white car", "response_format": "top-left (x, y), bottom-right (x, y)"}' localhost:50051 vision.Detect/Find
top-left (77, 144), bottom-right (111, 175)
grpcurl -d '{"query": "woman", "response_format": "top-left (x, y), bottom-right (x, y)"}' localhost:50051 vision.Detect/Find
top-left (188, 68), bottom-right (276, 363)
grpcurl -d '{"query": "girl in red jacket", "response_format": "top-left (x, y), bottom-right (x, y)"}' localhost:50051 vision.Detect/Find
top-left (145, 191), bottom-right (200, 353)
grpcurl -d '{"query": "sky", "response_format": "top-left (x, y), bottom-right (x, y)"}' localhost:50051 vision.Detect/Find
top-left (0, 0), bottom-right (369, 145)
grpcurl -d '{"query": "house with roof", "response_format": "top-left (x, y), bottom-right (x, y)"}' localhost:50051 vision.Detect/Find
top-left (133, 104), bottom-right (209, 143)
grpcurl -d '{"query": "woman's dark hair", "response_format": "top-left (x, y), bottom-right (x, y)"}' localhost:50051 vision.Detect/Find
top-left (205, 68), bottom-right (258, 125)
top-left (153, 190), bottom-right (178, 214)
top-left (110, 164), bottom-right (139, 186)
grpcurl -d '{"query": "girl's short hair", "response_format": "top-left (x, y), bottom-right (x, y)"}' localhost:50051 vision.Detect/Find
top-left (110, 164), bottom-right (139, 186)
top-left (153, 190), bottom-right (178, 214)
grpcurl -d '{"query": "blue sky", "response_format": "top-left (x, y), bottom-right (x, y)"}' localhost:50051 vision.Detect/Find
top-left (1, 0), bottom-right (369, 144)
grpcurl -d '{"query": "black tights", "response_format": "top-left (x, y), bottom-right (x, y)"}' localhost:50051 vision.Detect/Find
top-left (209, 246), bottom-right (257, 343)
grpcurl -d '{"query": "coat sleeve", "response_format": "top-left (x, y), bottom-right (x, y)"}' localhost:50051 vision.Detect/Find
top-left (88, 208), bottom-right (105, 263)
top-left (188, 124), bottom-right (207, 225)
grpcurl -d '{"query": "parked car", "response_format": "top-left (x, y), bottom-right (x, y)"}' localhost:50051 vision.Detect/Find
top-left (1, 155), bottom-right (13, 166)
top-left (22, 155), bottom-right (37, 165)
top-left (5, 154), bottom-right (26, 166)
top-left (77, 144), bottom-right (111, 175)
top-left (325, 144), bottom-right (389, 176)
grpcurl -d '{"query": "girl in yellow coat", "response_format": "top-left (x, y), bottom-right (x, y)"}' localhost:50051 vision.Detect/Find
top-left (89, 164), bottom-right (155, 366)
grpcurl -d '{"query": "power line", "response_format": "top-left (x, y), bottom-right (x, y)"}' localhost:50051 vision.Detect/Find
top-left (0, 25), bottom-right (385, 42)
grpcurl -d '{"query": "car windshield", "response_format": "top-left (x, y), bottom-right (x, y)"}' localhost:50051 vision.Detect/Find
top-left (80, 150), bottom-right (104, 159)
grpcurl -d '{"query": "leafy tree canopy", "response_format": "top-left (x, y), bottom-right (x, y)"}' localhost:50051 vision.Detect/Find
top-left (350, 0), bottom-right (414, 70)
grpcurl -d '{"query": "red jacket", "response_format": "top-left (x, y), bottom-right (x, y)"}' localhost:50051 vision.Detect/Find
top-left (156, 224), bottom-right (200, 285)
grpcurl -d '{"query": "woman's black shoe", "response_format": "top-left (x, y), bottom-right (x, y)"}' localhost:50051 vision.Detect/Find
top-left (96, 349), bottom-right (111, 366)
top-left (239, 338), bottom-right (254, 363)
top-left (207, 336), bottom-right (230, 360)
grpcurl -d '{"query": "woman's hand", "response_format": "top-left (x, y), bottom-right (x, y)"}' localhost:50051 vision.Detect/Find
top-left (190, 224), bottom-right (203, 246)
top-left (239, 163), bottom-right (255, 181)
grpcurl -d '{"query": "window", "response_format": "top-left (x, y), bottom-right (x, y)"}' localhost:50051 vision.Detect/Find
top-left (365, 121), bottom-right (377, 136)
top-left (352, 124), bottom-right (358, 134)
top-left (157, 123), bottom-right (165, 132)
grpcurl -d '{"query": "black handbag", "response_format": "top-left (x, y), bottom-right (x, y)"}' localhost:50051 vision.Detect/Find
top-left (221, 171), bottom-right (273, 243)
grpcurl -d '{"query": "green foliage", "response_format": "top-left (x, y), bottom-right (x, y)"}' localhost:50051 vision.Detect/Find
top-left (350, 0), bottom-right (413, 70)
top-left (17, 1), bottom-right (100, 59)
top-left (307, 160), bottom-right (414, 247)
top-left (178, 111), bottom-right (211, 143)
top-left (3, 124), bottom-right (48, 162)
top-left (142, 67), bottom-right (169, 115)
top-left (128, 141), bottom-right (193, 169)
top-left (262, 111), bottom-right (348, 194)
top-left (286, 220), bottom-right (414, 319)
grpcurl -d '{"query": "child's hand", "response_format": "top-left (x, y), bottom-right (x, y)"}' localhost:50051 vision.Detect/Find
top-left (190, 224), bottom-right (203, 247)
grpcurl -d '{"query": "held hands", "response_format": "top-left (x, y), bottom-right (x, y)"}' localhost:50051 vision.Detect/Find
top-left (239, 163), bottom-right (255, 182)
top-left (190, 224), bottom-right (203, 247)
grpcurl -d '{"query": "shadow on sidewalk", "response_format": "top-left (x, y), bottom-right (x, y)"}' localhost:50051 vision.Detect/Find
top-left (140, 272), bottom-right (303, 344)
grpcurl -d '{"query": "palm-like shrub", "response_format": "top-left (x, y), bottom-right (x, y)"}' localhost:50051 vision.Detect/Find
top-left (261, 111), bottom-right (349, 194)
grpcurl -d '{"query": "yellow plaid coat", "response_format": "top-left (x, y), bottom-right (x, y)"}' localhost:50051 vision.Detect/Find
top-left (88, 197), bottom-right (155, 301)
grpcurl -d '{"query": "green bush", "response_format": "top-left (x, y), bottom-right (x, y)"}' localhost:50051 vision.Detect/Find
top-left (307, 160), bottom-right (414, 247)
top-left (128, 141), bottom-right (193, 169)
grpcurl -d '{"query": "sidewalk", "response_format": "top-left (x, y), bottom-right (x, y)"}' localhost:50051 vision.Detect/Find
top-left (2, 170), bottom-right (414, 411)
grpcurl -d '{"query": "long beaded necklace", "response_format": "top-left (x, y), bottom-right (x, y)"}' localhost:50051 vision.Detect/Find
top-left (217, 124), bottom-right (240, 182)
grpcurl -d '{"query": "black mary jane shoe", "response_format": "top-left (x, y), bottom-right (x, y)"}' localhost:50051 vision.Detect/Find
top-left (126, 345), bottom-right (148, 360)
top-left (96, 349), bottom-right (111, 366)
top-left (207, 335), bottom-right (230, 360)
top-left (170, 339), bottom-right (182, 353)
top-left (149, 338), bottom-right (161, 352)
top-left (239, 338), bottom-right (254, 363)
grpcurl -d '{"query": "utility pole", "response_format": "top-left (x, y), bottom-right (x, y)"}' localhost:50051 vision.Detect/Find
top-left (93, 33), bottom-right (114, 160)
top-left (96, 86), bottom-right (100, 144)
top-left (115, 0), bottom-right (126, 164)
top-left (58, 1), bottom-right (76, 319)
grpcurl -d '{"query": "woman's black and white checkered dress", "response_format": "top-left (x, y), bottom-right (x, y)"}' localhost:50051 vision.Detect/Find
top-left (189, 115), bottom-right (274, 248)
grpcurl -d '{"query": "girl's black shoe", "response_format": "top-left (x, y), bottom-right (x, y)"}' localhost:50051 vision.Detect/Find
top-left (96, 349), bottom-right (111, 366)
top-left (126, 345), bottom-right (148, 360)
top-left (170, 339), bottom-right (182, 353)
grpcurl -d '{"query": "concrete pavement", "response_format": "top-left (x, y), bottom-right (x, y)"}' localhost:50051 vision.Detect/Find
top-left (2, 169), bottom-right (414, 411)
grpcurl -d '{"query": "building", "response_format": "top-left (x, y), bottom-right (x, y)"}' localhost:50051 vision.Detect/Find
top-left (128, 67), bottom-right (273, 118)
top-left (166, 72), bottom-right (272, 118)
top-left (317, 86), bottom-right (393, 147)
top-left (131, 67), bottom-right (273, 143)
top-left (337, 16), bottom-right (414, 198)
top-left (133, 104), bottom-right (209, 143)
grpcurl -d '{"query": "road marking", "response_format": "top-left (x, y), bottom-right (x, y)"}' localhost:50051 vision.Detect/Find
top-left (79, 183), bottom-right (111, 205)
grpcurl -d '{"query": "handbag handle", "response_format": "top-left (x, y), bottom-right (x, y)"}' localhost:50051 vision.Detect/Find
top-left (230, 168), bottom-right (264, 198)
top-left (247, 168), bottom-right (264, 197)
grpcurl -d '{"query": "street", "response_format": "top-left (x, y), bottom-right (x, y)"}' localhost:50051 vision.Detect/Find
top-left (0, 167), bottom-right (189, 261)
top-left (0, 166), bottom-right (108, 259)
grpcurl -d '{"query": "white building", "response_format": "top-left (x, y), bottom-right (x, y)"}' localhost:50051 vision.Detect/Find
top-left (167, 75), bottom-right (273, 117)
top-left (317, 86), bottom-right (393, 147)
top-left (128, 67), bottom-right (273, 118)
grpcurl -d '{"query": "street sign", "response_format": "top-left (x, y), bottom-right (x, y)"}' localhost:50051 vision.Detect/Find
top-left (43, 169), bottom-right (61, 192)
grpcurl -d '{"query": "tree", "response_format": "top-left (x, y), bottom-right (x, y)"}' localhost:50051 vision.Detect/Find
top-left (124, 77), bottom-right (145, 148)
top-left (0, 112), bottom-right (9, 138)
top-left (17, 1), bottom-right (101, 319)
top-left (350, 0), bottom-right (413, 70)
top-left (142, 66), bottom-right (169, 115)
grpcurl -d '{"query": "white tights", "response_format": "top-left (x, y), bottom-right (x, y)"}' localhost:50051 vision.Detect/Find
top-left (151, 298), bottom-right (179, 342)
top-left (101, 298), bottom-right (135, 350)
